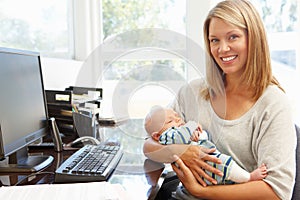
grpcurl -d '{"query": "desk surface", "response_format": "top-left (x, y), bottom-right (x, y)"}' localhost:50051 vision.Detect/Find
top-left (0, 122), bottom-right (168, 200)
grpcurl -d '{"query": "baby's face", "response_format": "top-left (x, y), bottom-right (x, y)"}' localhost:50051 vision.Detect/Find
top-left (160, 109), bottom-right (184, 132)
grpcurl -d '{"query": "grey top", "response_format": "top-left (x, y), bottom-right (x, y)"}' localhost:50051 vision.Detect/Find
top-left (171, 78), bottom-right (297, 200)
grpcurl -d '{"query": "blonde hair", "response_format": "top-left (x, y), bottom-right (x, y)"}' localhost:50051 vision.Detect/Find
top-left (202, 0), bottom-right (284, 100)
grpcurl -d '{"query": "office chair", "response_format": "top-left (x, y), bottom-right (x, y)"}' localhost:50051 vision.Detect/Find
top-left (292, 124), bottom-right (300, 200)
top-left (155, 124), bottom-right (300, 200)
top-left (154, 171), bottom-right (180, 200)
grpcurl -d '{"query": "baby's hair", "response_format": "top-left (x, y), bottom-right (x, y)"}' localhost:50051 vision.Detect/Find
top-left (144, 105), bottom-right (165, 136)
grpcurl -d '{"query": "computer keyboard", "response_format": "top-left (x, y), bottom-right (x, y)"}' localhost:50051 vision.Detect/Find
top-left (55, 144), bottom-right (123, 183)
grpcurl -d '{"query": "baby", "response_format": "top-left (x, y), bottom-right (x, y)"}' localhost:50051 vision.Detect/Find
top-left (144, 105), bottom-right (267, 184)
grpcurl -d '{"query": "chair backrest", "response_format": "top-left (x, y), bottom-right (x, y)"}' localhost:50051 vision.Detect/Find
top-left (292, 124), bottom-right (300, 200)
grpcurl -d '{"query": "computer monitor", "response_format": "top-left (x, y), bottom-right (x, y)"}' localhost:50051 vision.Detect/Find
top-left (0, 47), bottom-right (53, 173)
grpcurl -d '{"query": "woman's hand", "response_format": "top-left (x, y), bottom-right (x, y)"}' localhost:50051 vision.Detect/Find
top-left (172, 155), bottom-right (204, 196)
top-left (180, 145), bottom-right (223, 186)
top-left (143, 138), bottom-right (223, 186)
top-left (173, 155), bottom-right (280, 200)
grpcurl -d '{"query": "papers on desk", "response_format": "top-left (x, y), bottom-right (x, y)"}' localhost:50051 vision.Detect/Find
top-left (0, 182), bottom-right (130, 200)
top-left (97, 116), bottom-right (128, 126)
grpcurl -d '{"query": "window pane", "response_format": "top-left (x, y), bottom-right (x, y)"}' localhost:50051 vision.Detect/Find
top-left (249, 0), bottom-right (300, 124)
top-left (0, 0), bottom-right (72, 58)
top-left (101, 0), bottom-right (187, 118)
top-left (103, 60), bottom-right (186, 81)
top-left (252, 0), bottom-right (298, 32)
top-left (102, 0), bottom-right (186, 40)
top-left (251, 0), bottom-right (298, 69)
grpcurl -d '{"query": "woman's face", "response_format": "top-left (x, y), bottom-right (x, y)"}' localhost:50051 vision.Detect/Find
top-left (208, 17), bottom-right (248, 77)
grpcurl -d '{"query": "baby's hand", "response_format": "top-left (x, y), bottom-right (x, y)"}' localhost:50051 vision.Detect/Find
top-left (190, 124), bottom-right (205, 142)
top-left (190, 130), bottom-right (201, 142)
top-left (196, 124), bottom-right (203, 132)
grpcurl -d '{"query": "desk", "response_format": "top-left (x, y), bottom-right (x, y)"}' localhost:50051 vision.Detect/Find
top-left (98, 119), bottom-right (169, 199)
top-left (0, 121), bottom-right (169, 200)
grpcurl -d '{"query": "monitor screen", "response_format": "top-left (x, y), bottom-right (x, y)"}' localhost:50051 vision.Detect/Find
top-left (0, 47), bottom-right (52, 171)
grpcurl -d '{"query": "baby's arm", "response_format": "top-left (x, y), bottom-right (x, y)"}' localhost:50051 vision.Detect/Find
top-left (159, 121), bottom-right (208, 144)
top-left (185, 121), bottom-right (206, 142)
top-left (249, 163), bottom-right (268, 181)
top-left (159, 128), bottom-right (191, 145)
top-left (228, 163), bottom-right (267, 183)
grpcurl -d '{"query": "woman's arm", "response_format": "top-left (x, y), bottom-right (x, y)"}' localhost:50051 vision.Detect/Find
top-left (143, 137), bottom-right (223, 186)
top-left (172, 156), bottom-right (280, 200)
top-left (143, 137), bottom-right (177, 163)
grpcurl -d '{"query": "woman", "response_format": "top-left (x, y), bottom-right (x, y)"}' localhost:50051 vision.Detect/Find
top-left (143, 0), bottom-right (297, 199)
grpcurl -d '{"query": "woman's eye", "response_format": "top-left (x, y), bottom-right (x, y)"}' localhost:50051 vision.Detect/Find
top-left (210, 38), bottom-right (218, 43)
top-left (229, 35), bottom-right (238, 40)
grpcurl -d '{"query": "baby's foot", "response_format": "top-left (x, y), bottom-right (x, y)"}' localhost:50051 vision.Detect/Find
top-left (250, 163), bottom-right (268, 181)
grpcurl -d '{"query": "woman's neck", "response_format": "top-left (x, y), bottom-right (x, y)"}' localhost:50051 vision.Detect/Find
top-left (210, 75), bottom-right (256, 120)
top-left (224, 74), bottom-right (253, 96)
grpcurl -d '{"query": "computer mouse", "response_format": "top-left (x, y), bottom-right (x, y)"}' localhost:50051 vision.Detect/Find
top-left (70, 140), bottom-right (84, 148)
top-left (68, 136), bottom-right (101, 148)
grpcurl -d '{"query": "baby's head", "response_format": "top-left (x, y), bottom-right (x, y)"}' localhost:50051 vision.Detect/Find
top-left (144, 105), bottom-right (184, 141)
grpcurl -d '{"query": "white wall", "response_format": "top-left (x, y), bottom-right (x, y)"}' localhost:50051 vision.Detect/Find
top-left (41, 57), bottom-right (82, 90)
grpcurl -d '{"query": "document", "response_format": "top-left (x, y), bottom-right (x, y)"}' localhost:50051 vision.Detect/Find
top-left (0, 182), bottom-right (129, 200)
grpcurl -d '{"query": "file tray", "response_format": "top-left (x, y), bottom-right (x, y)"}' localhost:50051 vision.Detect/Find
top-left (72, 112), bottom-right (95, 137)
top-left (65, 86), bottom-right (102, 137)
top-left (46, 90), bottom-right (73, 134)
top-left (46, 87), bottom-right (102, 137)
top-left (65, 86), bottom-right (102, 109)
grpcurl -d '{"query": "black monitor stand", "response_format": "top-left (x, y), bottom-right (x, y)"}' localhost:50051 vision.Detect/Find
top-left (0, 147), bottom-right (54, 173)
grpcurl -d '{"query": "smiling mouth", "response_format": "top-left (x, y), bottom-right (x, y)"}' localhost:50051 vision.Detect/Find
top-left (221, 55), bottom-right (237, 62)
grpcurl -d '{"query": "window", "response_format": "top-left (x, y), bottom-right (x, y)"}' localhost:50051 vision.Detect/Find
top-left (251, 0), bottom-right (298, 68)
top-left (98, 0), bottom-right (188, 167)
top-left (100, 0), bottom-right (188, 120)
top-left (0, 0), bottom-right (73, 58)
top-left (102, 0), bottom-right (186, 39)
top-left (250, 0), bottom-right (300, 124)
